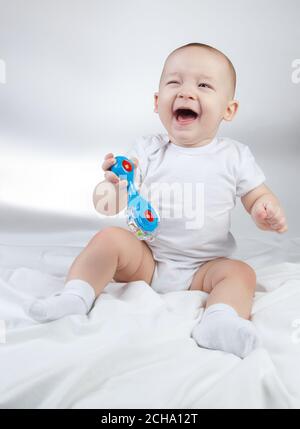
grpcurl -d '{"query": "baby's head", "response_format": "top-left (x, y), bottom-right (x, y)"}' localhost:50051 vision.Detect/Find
top-left (154, 43), bottom-right (239, 147)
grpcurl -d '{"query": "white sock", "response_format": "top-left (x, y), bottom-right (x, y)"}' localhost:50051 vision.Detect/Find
top-left (191, 303), bottom-right (262, 359)
top-left (25, 279), bottom-right (96, 322)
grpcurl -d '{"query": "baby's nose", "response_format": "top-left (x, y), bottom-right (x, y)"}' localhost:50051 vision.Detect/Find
top-left (178, 91), bottom-right (197, 100)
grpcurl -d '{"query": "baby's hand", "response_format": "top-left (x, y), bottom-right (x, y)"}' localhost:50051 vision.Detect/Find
top-left (251, 200), bottom-right (288, 233)
top-left (101, 153), bottom-right (139, 188)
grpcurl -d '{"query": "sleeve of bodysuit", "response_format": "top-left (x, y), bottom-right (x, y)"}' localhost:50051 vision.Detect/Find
top-left (125, 136), bottom-right (150, 189)
top-left (236, 144), bottom-right (266, 198)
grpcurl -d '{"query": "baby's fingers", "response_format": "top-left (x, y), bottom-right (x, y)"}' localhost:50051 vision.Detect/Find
top-left (269, 216), bottom-right (287, 229)
top-left (130, 157), bottom-right (140, 177)
top-left (276, 225), bottom-right (288, 234)
top-left (265, 201), bottom-right (281, 220)
top-left (104, 171), bottom-right (128, 188)
top-left (252, 202), bottom-right (267, 220)
top-left (102, 157), bottom-right (116, 171)
top-left (104, 170), bottom-right (119, 184)
top-left (131, 157), bottom-right (139, 168)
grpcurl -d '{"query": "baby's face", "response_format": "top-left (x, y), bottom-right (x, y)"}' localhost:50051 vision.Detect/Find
top-left (154, 47), bottom-right (238, 147)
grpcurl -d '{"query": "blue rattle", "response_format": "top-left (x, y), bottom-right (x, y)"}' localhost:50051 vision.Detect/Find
top-left (109, 156), bottom-right (160, 242)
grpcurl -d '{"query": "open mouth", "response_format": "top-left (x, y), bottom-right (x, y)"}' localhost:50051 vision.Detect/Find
top-left (173, 108), bottom-right (199, 125)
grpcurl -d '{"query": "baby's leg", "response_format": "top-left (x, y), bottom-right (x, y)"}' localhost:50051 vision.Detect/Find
top-left (26, 227), bottom-right (156, 322)
top-left (190, 258), bottom-right (261, 358)
top-left (65, 226), bottom-right (156, 295)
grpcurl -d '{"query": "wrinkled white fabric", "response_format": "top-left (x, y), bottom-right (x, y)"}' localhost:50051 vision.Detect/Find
top-left (0, 234), bottom-right (300, 409)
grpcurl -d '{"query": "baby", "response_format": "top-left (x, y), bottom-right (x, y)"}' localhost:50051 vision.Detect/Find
top-left (26, 43), bottom-right (288, 359)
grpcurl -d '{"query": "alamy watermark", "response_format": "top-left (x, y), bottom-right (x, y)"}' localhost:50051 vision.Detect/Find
top-left (0, 320), bottom-right (6, 344)
top-left (94, 180), bottom-right (205, 230)
top-left (0, 58), bottom-right (6, 84)
top-left (291, 59), bottom-right (300, 84)
top-left (291, 319), bottom-right (300, 344)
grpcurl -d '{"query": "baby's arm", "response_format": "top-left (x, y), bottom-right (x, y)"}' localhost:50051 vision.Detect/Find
top-left (241, 184), bottom-right (288, 233)
top-left (93, 179), bottom-right (128, 216)
top-left (93, 154), bottom-right (139, 216)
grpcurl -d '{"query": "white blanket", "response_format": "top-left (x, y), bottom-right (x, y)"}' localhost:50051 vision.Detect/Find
top-left (0, 236), bottom-right (300, 409)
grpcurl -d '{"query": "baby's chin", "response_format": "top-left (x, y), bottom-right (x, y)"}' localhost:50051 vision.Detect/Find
top-left (169, 119), bottom-right (206, 143)
top-left (169, 129), bottom-right (216, 148)
top-left (169, 134), bottom-right (208, 148)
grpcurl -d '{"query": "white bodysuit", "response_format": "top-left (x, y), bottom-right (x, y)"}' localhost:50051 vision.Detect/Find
top-left (125, 133), bottom-right (266, 294)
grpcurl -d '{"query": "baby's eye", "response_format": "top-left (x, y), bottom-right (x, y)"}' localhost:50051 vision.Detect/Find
top-left (198, 83), bottom-right (211, 88)
top-left (167, 81), bottom-right (179, 85)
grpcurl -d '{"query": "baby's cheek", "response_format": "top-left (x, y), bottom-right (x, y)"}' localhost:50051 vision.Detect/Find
top-left (202, 98), bottom-right (221, 119)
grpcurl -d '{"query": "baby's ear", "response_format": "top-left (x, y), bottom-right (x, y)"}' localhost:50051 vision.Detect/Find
top-left (223, 100), bottom-right (239, 121)
top-left (153, 92), bottom-right (159, 113)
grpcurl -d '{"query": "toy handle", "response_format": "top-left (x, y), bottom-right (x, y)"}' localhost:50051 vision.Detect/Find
top-left (108, 155), bottom-right (160, 241)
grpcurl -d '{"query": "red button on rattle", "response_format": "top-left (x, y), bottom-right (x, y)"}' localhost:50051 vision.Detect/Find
top-left (122, 160), bottom-right (132, 172)
top-left (145, 209), bottom-right (154, 222)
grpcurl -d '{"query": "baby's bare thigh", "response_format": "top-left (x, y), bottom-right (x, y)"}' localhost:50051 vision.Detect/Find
top-left (189, 257), bottom-right (230, 292)
top-left (189, 257), bottom-right (254, 293)
top-left (101, 226), bottom-right (156, 285)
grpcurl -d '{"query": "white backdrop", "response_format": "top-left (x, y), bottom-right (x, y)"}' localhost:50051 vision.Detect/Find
top-left (0, 0), bottom-right (299, 241)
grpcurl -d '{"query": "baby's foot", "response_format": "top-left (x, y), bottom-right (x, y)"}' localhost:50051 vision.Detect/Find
top-left (191, 303), bottom-right (262, 358)
top-left (24, 279), bottom-right (96, 322)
